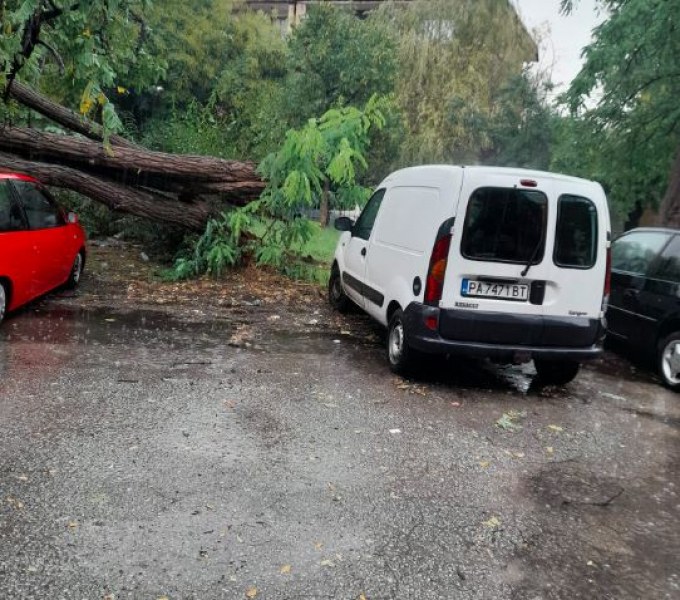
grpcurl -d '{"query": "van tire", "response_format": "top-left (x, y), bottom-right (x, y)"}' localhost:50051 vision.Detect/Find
top-left (328, 265), bottom-right (351, 313)
top-left (387, 308), bottom-right (419, 375)
top-left (534, 359), bottom-right (580, 386)
top-left (657, 331), bottom-right (680, 391)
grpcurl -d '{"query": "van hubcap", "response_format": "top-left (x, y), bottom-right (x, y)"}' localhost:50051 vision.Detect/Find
top-left (661, 339), bottom-right (680, 385)
top-left (389, 321), bottom-right (404, 364)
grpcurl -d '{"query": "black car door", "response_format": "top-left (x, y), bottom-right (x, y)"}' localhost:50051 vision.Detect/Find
top-left (640, 234), bottom-right (680, 345)
top-left (608, 230), bottom-right (671, 343)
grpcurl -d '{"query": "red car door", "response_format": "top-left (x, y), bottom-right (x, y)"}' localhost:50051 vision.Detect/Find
top-left (10, 180), bottom-right (71, 295)
top-left (0, 179), bottom-right (38, 308)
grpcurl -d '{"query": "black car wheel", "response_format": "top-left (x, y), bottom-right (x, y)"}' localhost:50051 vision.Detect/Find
top-left (657, 331), bottom-right (680, 391)
top-left (328, 264), bottom-right (351, 313)
top-left (66, 251), bottom-right (84, 289)
top-left (534, 359), bottom-right (580, 386)
top-left (0, 281), bottom-right (7, 324)
top-left (387, 308), bottom-right (420, 375)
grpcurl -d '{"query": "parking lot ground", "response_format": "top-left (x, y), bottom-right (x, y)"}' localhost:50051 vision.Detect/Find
top-left (1, 246), bottom-right (678, 599)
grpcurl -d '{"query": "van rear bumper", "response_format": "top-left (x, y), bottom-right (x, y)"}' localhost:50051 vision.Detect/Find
top-left (403, 303), bottom-right (604, 362)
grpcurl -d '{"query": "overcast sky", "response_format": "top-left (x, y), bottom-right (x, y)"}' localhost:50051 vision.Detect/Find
top-left (512, 0), bottom-right (606, 96)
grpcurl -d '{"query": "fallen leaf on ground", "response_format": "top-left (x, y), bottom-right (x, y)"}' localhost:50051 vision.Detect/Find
top-left (450, 401), bottom-right (462, 407)
top-left (314, 542), bottom-right (323, 551)
top-left (103, 594), bottom-right (115, 600)
top-left (245, 587), bottom-right (258, 598)
top-left (547, 424), bottom-right (563, 432)
top-left (479, 460), bottom-right (491, 468)
top-left (279, 564), bottom-right (291, 574)
top-left (320, 559), bottom-right (335, 567)
top-left (495, 410), bottom-right (526, 432)
top-left (67, 520), bottom-right (78, 529)
top-left (546, 446), bottom-right (554, 454)
top-left (483, 516), bottom-right (501, 528)
top-left (358, 594), bottom-right (368, 600)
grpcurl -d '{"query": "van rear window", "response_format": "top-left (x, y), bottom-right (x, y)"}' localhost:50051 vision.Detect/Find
top-left (554, 195), bottom-right (598, 268)
top-left (461, 187), bottom-right (547, 264)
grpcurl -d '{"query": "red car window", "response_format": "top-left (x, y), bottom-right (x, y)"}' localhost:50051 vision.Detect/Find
top-left (12, 181), bottom-right (65, 230)
top-left (0, 181), bottom-right (26, 232)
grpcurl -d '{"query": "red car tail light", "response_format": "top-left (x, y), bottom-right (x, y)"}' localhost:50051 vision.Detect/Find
top-left (424, 233), bottom-right (452, 306)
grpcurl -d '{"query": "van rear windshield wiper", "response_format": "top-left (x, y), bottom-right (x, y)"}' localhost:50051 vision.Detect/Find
top-left (521, 238), bottom-right (543, 277)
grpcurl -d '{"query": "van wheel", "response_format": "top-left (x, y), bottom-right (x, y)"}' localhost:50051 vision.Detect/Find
top-left (533, 360), bottom-right (580, 386)
top-left (328, 265), bottom-right (351, 313)
top-left (387, 309), bottom-right (419, 375)
top-left (0, 281), bottom-right (7, 324)
top-left (66, 251), bottom-right (84, 289)
top-left (657, 332), bottom-right (680, 391)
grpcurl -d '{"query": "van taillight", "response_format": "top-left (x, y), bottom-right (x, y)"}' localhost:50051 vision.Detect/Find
top-left (424, 233), bottom-right (452, 305)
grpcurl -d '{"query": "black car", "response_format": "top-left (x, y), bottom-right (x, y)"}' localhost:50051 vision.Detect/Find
top-left (607, 227), bottom-right (680, 389)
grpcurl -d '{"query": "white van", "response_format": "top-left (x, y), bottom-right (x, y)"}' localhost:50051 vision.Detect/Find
top-left (329, 165), bottom-right (611, 385)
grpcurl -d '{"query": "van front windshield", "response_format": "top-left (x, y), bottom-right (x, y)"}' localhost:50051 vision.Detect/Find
top-left (461, 187), bottom-right (548, 264)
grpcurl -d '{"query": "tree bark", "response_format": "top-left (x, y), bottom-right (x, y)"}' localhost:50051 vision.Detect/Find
top-left (319, 179), bottom-right (330, 227)
top-left (0, 125), bottom-right (261, 183)
top-left (0, 152), bottom-right (214, 231)
top-left (658, 145), bottom-right (680, 228)
top-left (6, 81), bottom-right (138, 149)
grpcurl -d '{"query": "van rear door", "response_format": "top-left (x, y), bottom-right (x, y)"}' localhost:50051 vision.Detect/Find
top-left (441, 170), bottom-right (607, 349)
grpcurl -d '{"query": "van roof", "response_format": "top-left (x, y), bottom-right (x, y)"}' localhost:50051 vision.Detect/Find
top-left (381, 165), bottom-right (599, 187)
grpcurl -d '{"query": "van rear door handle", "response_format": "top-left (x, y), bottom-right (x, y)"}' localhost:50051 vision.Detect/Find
top-left (361, 247), bottom-right (367, 257)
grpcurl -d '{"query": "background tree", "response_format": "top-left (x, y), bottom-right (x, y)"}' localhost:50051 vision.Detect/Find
top-left (560, 0), bottom-right (680, 225)
top-left (282, 4), bottom-right (398, 126)
top-left (374, 0), bottom-right (537, 165)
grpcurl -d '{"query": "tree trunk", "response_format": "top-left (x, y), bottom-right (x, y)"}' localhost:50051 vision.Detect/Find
top-left (658, 145), bottom-right (680, 227)
top-left (0, 126), bottom-right (261, 183)
top-left (6, 81), bottom-right (138, 148)
top-left (0, 153), bottom-right (213, 231)
top-left (319, 179), bottom-right (330, 227)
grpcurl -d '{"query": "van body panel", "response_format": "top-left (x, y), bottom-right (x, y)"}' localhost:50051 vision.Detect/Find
top-left (332, 165), bottom-right (610, 362)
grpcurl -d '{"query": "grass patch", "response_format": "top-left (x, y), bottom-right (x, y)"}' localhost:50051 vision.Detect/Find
top-left (294, 222), bottom-right (341, 263)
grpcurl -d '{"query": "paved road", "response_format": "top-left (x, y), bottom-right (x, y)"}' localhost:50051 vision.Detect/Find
top-left (1, 301), bottom-right (678, 599)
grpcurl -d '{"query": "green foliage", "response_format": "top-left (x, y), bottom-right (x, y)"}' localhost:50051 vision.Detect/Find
top-left (559, 0), bottom-right (680, 215)
top-left (174, 98), bottom-right (386, 279)
top-left (481, 69), bottom-right (556, 170)
top-left (1, 0), bottom-right (164, 133)
top-left (281, 4), bottom-right (398, 126)
top-left (171, 210), bottom-right (247, 280)
top-left (373, 0), bottom-right (538, 164)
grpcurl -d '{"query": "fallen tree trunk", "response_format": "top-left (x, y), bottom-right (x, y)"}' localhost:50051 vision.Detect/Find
top-left (6, 81), bottom-right (138, 149)
top-left (0, 125), bottom-right (261, 183)
top-left (0, 152), bottom-right (214, 231)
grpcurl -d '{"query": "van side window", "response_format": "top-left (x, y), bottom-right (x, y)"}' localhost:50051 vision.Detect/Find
top-left (554, 195), bottom-right (598, 268)
top-left (353, 189), bottom-right (385, 241)
top-left (461, 187), bottom-right (547, 264)
top-left (12, 181), bottom-right (65, 230)
top-left (0, 181), bottom-right (26, 232)
top-left (648, 235), bottom-right (680, 282)
top-left (611, 231), bottom-right (670, 276)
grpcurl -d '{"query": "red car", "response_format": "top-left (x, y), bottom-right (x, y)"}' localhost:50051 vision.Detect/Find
top-left (0, 172), bottom-right (86, 323)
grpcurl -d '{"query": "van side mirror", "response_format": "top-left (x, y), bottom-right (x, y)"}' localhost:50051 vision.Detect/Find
top-left (334, 216), bottom-right (354, 232)
top-left (67, 212), bottom-right (79, 224)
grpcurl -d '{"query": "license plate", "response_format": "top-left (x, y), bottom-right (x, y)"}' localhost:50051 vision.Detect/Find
top-left (462, 279), bottom-right (528, 301)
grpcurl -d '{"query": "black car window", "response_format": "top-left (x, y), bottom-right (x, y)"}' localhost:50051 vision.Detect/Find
top-left (0, 181), bottom-right (26, 232)
top-left (611, 231), bottom-right (670, 276)
top-left (353, 189), bottom-right (385, 241)
top-left (12, 181), bottom-right (64, 230)
top-left (650, 235), bottom-right (680, 283)
top-left (554, 195), bottom-right (598, 268)
top-left (461, 187), bottom-right (548, 264)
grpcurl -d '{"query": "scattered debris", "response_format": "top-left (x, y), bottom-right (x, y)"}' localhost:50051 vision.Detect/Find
top-left (495, 410), bottom-right (526, 432)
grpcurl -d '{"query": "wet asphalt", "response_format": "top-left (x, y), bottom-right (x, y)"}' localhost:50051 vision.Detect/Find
top-left (1, 303), bottom-right (679, 600)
